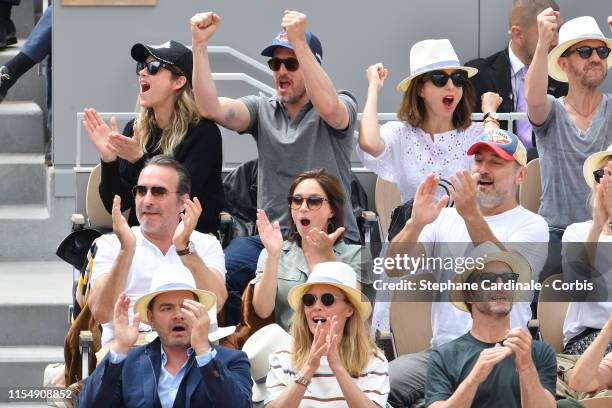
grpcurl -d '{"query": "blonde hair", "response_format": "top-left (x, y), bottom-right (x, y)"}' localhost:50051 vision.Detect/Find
top-left (134, 77), bottom-right (200, 155)
top-left (289, 289), bottom-right (382, 376)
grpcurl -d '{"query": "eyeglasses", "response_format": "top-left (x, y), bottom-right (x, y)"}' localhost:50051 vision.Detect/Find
top-left (288, 195), bottom-right (329, 210)
top-left (423, 70), bottom-right (468, 88)
top-left (562, 46), bottom-right (611, 60)
top-left (267, 57), bottom-right (300, 72)
top-left (474, 272), bottom-right (520, 285)
top-left (132, 185), bottom-right (179, 198)
top-left (136, 60), bottom-right (183, 76)
top-left (302, 293), bottom-right (344, 307)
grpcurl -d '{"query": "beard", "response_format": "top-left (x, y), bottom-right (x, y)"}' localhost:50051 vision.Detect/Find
top-left (473, 298), bottom-right (513, 318)
top-left (477, 189), bottom-right (507, 210)
top-left (278, 87), bottom-right (307, 105)
top-left (569, 61), bottom-right (607, 88)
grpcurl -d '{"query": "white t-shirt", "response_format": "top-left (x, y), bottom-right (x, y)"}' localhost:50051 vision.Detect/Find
top-left (90, 227), bottom-right (226, 345)
top-left (562, 220), bottom-right (612, 346)
top-left (418, 206), bottom-right (549, 347)
top-left (356, 121), bottom-right (483, 202)
top-left (265, 348), bottom-right (389, 407)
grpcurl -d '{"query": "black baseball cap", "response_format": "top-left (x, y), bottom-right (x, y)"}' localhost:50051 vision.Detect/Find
top-left (131, 40), bottom-right (193, 85)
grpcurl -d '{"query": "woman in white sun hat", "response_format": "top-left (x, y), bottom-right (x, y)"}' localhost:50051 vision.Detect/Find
top-left (560, 144), bottom-right (612, 356)
top-left (264, 261), bottom-right (388, 407)
top-left (357, 38), bottom-right (502, 216)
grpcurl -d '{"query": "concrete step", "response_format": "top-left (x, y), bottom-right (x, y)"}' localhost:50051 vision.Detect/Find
top-left (0, 181), bottom-right (74, 262)
top-left (0, 154), bottom-right (46, 205)
top-left (0, 346), bottom-right (64, 389)
top-left (0, 261), bottom-right (72, 346)
top-left (0, 102), bottom-right (44, 154)
top-left (0, 304), bottom-right (70, 346)
top-left (0, 41), bottom-right (46, 108)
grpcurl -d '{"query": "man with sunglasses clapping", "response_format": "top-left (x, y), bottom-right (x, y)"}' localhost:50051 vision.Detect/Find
top-left (425, 243), bottom-right (558, 408)
top-left (87, 156), bottom-right (228, 355)
top-left (525, 10), bottom-right (612, 283)
top-left (190, 10), bottom-right (361, 326)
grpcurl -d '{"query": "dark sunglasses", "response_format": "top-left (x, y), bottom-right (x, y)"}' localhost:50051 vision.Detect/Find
top-left (302, 293), bottom-right (344, 307)
top-left (562, 45), bottom-right (611, 60)
top-left (267, 57), bottom-right (300, 72)
top-left (136, 60), bottom-right (183, 76)
top-left (593, 169), bottom-right (611, 184)
top-left (288, 195), bottom-right (329, 211)
top-left (423, 70), bottom-right (468, 88)
top-left (132, 185), bottom-right (179, 198)
top-left (475, 272), bottom-right (520, 285)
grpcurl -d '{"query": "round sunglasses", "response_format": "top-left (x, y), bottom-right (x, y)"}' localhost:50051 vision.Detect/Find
top-left (302, 293), bottom-right (345, 307)
top-left (267, 57), bottom-right (300, 72)
top-left (562, 45), bottom-right (611, 60)
top-left (288, 195), bottom-right (329, 211)
top-left (422, 70), bottom-right (468, 88)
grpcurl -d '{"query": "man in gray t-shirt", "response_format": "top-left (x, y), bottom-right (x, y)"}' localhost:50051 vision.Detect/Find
top-left (189, 10), bottom-right (359, 324)
top-left (526, 11), bottom-right (612, 231)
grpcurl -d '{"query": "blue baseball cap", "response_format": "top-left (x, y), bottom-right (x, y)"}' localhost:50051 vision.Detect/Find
top-left (467, 129), bottom-right (527, 166)
top-left (261, 31), bottom-right (323, 63)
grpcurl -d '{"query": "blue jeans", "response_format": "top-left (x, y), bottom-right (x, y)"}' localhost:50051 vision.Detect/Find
top-left (21, 7), bottom-right (51, 63)
top-left (223, 235), bottom-right (264, 325)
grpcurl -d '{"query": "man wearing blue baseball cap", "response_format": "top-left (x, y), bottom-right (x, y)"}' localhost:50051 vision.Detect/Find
top-left (385, 129), bottom-right (549, 407)
top-left (189, 10), bottom-right (361, 326)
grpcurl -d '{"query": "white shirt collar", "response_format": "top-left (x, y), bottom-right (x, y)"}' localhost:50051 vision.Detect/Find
top-left (508, 41), bottom-right (526, 77)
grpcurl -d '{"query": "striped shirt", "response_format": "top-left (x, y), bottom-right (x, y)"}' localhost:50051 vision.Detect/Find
top-left (265, 349), bottom-right (389, 407)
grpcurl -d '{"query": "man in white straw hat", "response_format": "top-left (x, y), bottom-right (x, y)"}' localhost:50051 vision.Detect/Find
top-left (525, 10), bottom-right (612, 269)
top-left (87, 156), bottom-right (227, 348)
top-left (78, 264), bottom-right (252, 407)
top-left (386, 129), bottom-right (548, 407)
top-left (425, 242), bottom-right (558, 408)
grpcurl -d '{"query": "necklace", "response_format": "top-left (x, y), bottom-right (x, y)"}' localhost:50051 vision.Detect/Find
top-left (565, 96), bottom-right (601, 117)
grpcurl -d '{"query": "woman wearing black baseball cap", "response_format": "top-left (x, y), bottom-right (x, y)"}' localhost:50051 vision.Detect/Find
top-left (82, 40), bottom-right (224, 235)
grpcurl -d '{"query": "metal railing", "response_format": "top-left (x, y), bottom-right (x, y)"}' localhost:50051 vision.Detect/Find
top-left (76, 111), bottom-right (528, 173)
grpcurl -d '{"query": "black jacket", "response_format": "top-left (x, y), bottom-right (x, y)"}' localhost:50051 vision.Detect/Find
top-left (466, 47), bottom-right (568, 128)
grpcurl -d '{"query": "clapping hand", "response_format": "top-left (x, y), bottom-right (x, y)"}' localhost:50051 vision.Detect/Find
top-left (256, 209), bottom-right (284, 257)
top-left (111, 293), bottom-right (140, 355)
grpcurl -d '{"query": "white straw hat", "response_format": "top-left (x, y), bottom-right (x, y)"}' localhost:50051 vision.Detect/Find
top-left (287, 261), bottom-right (371, 320)
top-left (449, 242), bottom-right (532, 313)
top-left (397, 39), bottom-right (478, 92)
top-left (133, 264), bottom-right (216, 324)
top-left (548, 16), bottom-right (612, 82)
top-left (583, 144), bottom-right (612, 188)
top-left (242, 324), bottom-right (292, 403)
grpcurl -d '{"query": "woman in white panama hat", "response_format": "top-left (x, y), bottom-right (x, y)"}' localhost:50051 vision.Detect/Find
top-left (357, 38), bottom-right (502, 209)
top-left (560, 145), bottom-right (612, 356)
top-left (264, 261), bottom-right (388, 407)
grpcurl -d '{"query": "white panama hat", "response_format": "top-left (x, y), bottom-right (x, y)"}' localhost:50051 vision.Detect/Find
top-left (397, 38), bottom-right (478, 93)
top-left (548, 16), bottom-right (612, 83)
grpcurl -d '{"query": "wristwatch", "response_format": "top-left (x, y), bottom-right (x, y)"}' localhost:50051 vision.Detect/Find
top-left (294, 373), bottom-right (311, 388)
top-left (176, 241), bottom-right (195, 256)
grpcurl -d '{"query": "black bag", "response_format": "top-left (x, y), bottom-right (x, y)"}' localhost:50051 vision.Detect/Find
top-left (387, 179), bottom-right (453, 242)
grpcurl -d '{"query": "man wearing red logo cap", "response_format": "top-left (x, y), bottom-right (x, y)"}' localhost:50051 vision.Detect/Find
top-left (386, 129), bottom-right (548, 407)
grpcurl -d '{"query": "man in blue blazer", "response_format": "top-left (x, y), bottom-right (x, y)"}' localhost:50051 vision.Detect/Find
top-left (78, 264), bottom-right (252, 408)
